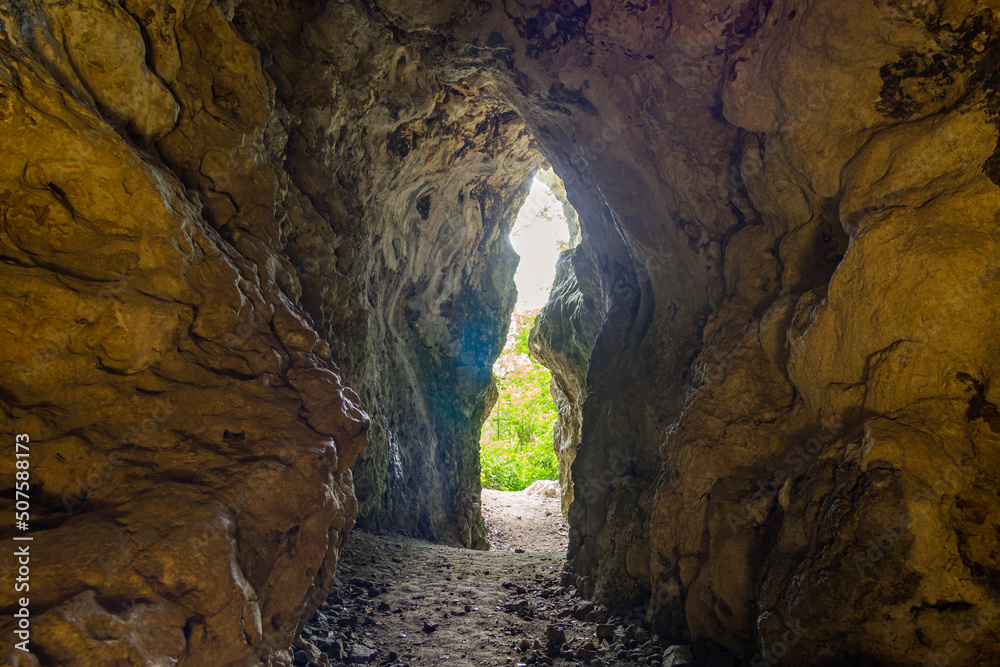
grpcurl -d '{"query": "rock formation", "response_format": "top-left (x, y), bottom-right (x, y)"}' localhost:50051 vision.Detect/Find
top-left (1, 0), bottom-right (999, 665)
top-left (530, 237), bottom-right (603, 518)
top-left (229, 1), bottom-right (539, 550)
top-left (0, 1), bottom-right (377, 663)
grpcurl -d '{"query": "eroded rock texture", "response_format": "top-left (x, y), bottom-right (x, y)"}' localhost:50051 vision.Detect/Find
top-left (364, 0), bottom-right (1000, 663)
top-left (1, 0), bottom-right (999, 665)
top-left (1, 0), bottom-right (537, 662)
top-left (530, 240), bottom-right (603, 518)
top-left (0, 1), bottom-right (370, 664)
top-left (228, 1), bottom-right (539, 550)
top-left (528, 168), bottom-right (599, 518)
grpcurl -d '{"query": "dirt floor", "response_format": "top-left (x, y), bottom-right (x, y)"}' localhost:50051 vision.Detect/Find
top-left (289, 490), bottom-right (730, 667)
top-left (480, 488), bottom-right (569, 553)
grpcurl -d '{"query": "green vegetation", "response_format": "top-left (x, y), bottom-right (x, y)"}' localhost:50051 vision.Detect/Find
top-left (480, 309), bottom-right (559, 491)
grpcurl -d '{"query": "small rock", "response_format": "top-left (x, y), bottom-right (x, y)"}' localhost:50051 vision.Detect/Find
top-left (545, 625), bottom-right (566, 645)
top-left (662, 645), bottom-right (695, 666)
top-left (585, 611), bottom-right (607, 623)
top-left (422, 621), bottom-right (439, 633)
top-left (325, 640), bottom-right (345, 660)
top-left (571, 602), bottom-right (595, 621)
top-left (293, 650), bottom-right (309, 666)
top-left (595, 625), bottom-right (615, 640)
top-left (349, 643), bottom-right (376, 664)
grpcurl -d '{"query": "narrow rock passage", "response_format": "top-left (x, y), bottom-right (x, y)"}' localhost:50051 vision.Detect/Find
top-left (290, 530), bottom-right (691, 667)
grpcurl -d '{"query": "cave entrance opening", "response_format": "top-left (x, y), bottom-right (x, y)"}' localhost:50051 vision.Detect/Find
top-left (479, 168), bottom-right (577, 553)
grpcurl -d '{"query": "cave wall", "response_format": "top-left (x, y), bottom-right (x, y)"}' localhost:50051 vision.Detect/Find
top-left (2, 0), bottom-right (1000, 664)
top-left (1, 0), bottom-right (542, 661)
top-left (529, 241), bottom-right (603, 518)
top-left (370, 0), bottom-right (1000, 663)
top-left (529, 167), bottom-right (601, 518)
top-left (0, 1), bottom-right (370, 664)
top-left (226, 0), bottom-right (540, 550)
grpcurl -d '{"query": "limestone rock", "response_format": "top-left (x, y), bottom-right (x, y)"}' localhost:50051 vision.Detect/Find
top-left (530, 244), bottom-right (603, 517)
top-left (372, 0), bottom-right (1000, 662)
top-left (0, 2), bottom-right (368, 664)
top-left (2, 0), bottom-right (999, 664)
top-left (228, 0), bottom-right (540, 549)
top-left (524, 480), bottom-right (560, 499)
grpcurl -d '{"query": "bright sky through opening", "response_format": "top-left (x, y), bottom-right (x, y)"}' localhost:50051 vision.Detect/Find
top-left (510, 177), bottom-right (570, 312)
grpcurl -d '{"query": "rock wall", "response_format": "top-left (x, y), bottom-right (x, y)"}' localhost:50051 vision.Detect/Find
top-left (530, 241), bottom-right (603, 518)
top-left (2, 0), bottom-right (1000, 664)
top-left (371, 0), bottom-right (1000, 663)
top-left (0, 0), bottom-right (544, 660)
top-left (227, 0), bottom-right (539, 550)
top-left (0, 1), bottom-right (370, 664)
top-left (529, 167), bottom-right (599, 518)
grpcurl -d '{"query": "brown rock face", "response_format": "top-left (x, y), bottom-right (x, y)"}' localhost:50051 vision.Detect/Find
top-left (2, 0), bottom-right (999, 665)
top-left (223, 1), bottom-right (540, 549)
top-left (0, 1), bottom-right (373, 664)
top-left (1, 0), bottom-right (534, 662)
top-left (361, 0), bottom-right (1000, 663)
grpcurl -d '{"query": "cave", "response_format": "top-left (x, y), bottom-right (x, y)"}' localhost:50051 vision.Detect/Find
top-left (1, 0), bottom-right (999, 665)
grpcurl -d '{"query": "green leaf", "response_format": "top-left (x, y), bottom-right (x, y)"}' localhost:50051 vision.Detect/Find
top-left (480, 310), bottom-right (558, 491)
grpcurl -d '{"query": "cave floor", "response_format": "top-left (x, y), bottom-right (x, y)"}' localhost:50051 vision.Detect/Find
top-left (292, 530), bottom-right (667, 667)
top-left (480, 488), bottom-right (569, 553)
